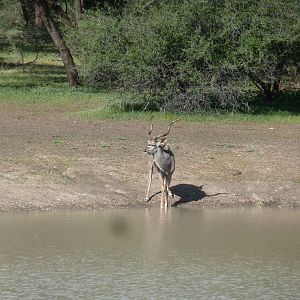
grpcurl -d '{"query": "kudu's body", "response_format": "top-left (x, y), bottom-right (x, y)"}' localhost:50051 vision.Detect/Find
top-left (144, 120), bottom-right (178, 208)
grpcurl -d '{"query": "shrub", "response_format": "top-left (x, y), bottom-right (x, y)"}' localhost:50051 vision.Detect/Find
top-left (67, 0), bottom-right (299, 111)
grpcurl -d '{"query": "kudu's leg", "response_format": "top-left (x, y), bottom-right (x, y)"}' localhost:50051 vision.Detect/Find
top-left (166, 174), bottom-right (173, 198)
top-left (145, 163), bottom-right (153, 201)
top-left (159, 172), bottom-right (165, 208)
top-left (164, 178), bottom-right (169, 208)
top-left (161, 175), bottom-right (169, 209)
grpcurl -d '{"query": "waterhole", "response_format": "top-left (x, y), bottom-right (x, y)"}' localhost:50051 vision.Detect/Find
top-left (0, 208), bottom-right (299, 299)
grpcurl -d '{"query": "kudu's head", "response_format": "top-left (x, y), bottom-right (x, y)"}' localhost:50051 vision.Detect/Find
top-left (144, 120), bottom-right (179, 155)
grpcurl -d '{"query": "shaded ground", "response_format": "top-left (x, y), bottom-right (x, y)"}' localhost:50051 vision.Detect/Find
top-left (0, 102), bottom-right (299, 211)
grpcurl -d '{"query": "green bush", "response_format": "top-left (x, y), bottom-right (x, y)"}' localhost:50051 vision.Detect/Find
top-left (67, 0), bottom-right (299, 111)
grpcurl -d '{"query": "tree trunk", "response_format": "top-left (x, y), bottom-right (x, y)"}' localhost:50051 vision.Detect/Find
top-left (20, 0), bottom-right (35, 26)
top-left (52, 3), bottom-right (73, 27)
top-left (249, 72), bottom-right (280, 103)
top-left (249, 61), bottom-right (285, 103)
top-left (34, 0), bottom-right (80, 86)
top-left (74, 0), bottom-right (84, 24)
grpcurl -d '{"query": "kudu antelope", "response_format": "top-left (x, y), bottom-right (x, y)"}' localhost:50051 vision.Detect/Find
top-left (144, 120), bottom-right (179, 208)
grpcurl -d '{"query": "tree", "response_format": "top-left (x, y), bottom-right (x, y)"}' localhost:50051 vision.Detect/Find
top-left (67, 1), bottom-right (253, 111)
top-left (27, 0), bottom-right (128, 86)
top-left (74, 0), bottom-right (83, 24)
top-left (220, 0), bottom-right (300, 102)
top-left (34, 0), bottom-right (80, 86)
top-left (19, 0), bottom-right (35, 26)
top-left (68, 0), bottom-right (300, 110)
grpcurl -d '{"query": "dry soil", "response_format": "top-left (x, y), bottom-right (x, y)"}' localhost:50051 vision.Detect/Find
top-left (0, 102), bottom-right (299, 211)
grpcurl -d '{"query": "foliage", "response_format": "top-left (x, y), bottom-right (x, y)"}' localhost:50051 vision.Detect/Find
top-left (0, 0), bottom-right (50, 56)
top-left (0, 49), bottom-right (299, 124)
top-left (220, 0), bottom-right (300, 101)
top-left (67, 0), bottom-right (300, 111)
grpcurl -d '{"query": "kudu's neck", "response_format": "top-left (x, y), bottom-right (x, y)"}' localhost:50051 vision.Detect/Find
top-left (153, 144), bottom-right (164, 156)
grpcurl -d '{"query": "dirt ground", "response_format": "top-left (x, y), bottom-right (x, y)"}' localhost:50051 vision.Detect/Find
top-left (0, 102), bottom-right (299, 212)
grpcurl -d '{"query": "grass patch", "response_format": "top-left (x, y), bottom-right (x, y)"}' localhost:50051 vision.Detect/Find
top-left (1, 49), bottom-right (299, 124)
top-left (79, 88), bottom-right (300, 123)
top-left (79, 106), bottom-right (300, 124)
top-left (52, 138), bottom-right (64, 145)
top-left (0, 50), bottom-right (113, 105)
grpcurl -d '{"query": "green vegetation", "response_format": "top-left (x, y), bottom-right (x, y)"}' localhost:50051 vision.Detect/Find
top-left (0, 50), bottom-right (299, 123)
top-left (0, 0), bottom-right (299, 122)
top-left (80, 105), bottom-right (300, 124)
top-left (69, 0), bottom-right (300, 111)
top-left (0, 50), bottom-right (116, 105)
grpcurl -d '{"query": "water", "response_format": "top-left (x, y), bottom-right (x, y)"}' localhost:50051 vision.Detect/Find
top-left (0, 208), bottom-right (299, 299)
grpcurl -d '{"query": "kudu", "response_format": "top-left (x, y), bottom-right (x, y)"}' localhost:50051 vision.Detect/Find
top-left (144, 120), bottom-right (179, 208)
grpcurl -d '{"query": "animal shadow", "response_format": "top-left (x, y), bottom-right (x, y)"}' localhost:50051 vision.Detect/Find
top-left (171, 184), bottom-right (226, 207)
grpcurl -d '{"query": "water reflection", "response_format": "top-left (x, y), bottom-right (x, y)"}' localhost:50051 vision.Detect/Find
top-left (0, 208), bottom-right (299, 299)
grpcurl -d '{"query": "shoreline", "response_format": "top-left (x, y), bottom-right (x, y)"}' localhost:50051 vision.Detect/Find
top-left (1, 103), bottom-right (299, 213)
top-left (1, 195), bottom-right (298, 213)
